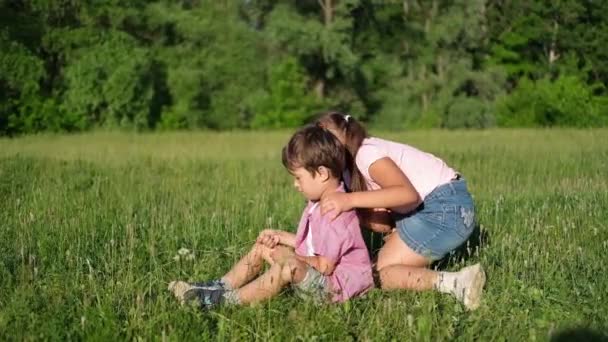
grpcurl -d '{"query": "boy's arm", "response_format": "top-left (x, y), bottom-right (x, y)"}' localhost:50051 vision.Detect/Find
top-left (275, 230), bottom-right (296, 247)
top-left (258, 229), bottom-right (297, 248)
top-left (296, 255), bottom-right (336, 275)
top-left (256, 229), bottom-right (296, 248)
top-left (306, 216), bottom-right (356, 275)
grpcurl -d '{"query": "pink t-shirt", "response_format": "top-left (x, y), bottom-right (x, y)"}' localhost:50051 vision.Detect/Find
top-left (356, 137), bottom-right (457, 200)
top-left (294, 186), bottom-right (374, 302)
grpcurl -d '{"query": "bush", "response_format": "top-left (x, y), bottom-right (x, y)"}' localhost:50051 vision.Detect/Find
top-left (443, 96), bottom-right (496, 129)
top-left (496, 75), bottom-right (608, 127)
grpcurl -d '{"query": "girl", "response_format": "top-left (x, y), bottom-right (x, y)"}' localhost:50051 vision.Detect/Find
top-left (314, 111), bottom-right (485, 310)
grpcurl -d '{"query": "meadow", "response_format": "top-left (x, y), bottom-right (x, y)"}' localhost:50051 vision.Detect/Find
top-left (0, 129), bottom-right (607, 341)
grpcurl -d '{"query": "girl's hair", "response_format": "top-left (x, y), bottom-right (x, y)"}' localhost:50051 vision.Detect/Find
top-left (282, 124), bottom-right (345, 179)
top-left (314, 111), bottom-right (368, 193)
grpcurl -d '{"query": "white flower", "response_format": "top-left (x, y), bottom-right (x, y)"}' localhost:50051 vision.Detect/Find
top-left (178, 247), bottom-right (191, 256)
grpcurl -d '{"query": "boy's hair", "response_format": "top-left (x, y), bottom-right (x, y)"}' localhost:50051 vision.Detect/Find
top-left (282, 124), bottom-right (345, 178)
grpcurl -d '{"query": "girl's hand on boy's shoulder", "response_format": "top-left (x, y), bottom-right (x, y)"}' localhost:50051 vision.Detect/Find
top-left (257, 229), bottom-right (280, 248)
top-left (320, 192), bottom-right (353, 221)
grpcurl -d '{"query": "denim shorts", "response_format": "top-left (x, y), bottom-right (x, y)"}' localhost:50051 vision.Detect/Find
top-left (394, 179), bottom-right (475, 261)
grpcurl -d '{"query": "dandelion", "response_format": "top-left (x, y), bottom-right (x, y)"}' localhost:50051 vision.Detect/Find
top-left (174, 247), bottom-right (195, 261)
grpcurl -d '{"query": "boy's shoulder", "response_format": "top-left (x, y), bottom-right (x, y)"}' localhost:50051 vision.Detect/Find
top-left (312, 206), bottom-right (358, 230)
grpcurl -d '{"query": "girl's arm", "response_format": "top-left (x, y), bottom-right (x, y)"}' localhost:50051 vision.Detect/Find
top-left (350, 157), bottom-right (422, 214)
top-left (321, 157), bottom-right (421, 218)
top-left (295, 255), bottom-right (336, 275)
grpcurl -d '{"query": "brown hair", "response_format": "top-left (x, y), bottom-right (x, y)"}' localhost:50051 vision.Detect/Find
top-left (314, 111), bottom-right (368, 193)
top-left (282, 124), bottom-right (345, 179)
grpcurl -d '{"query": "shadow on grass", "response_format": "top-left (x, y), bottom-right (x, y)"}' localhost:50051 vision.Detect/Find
top-left (433, 222), bottom-right (490, 270)
top-left (361, 222), bottom-right (491, 271)
top-left (550, 328), bottom-right (608, 342)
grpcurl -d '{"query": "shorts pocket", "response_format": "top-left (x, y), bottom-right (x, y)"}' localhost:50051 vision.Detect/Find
top-left (442, 204), bottom-right (475, 238)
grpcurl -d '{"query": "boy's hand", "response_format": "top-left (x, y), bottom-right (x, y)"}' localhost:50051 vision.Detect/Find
top-left (257, 229), bottom-right (280, 248)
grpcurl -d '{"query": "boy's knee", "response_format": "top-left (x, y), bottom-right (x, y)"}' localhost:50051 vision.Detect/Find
top-left (280, 258), bottom-right (306, 283)
top-left (252, 243), bottom-right (272, 258)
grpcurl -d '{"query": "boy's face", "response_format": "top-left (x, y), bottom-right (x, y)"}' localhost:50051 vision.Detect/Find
top-left (290, 166), bottom-right (329, 201)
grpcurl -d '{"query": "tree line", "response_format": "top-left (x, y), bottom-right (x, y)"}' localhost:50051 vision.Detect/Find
top-left (1, 0), bottom-right (607, 135)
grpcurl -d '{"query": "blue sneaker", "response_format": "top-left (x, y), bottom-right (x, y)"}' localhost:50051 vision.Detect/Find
top-left (189, 279), bottom-right (226, 290)
top-left (183, 287), bottom-right (225, 309)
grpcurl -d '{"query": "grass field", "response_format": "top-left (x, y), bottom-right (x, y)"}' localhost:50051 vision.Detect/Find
top-left (1, 129), bottom-right (607, 341)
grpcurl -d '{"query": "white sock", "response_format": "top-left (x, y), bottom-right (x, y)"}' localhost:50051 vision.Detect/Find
top-left (435, 271), bottom-right (465, 300)
top-left (219, 277), bottom-right (233, 291)
top-left (222, 290), bottom-right (241, 305)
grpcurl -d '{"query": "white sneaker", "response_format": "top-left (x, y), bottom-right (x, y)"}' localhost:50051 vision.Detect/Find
top-left (460, 263), bottom-right (486, 310)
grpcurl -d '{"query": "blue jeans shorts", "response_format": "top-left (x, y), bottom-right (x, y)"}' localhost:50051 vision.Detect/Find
top-left (393, 178), bottom-right (475, 261)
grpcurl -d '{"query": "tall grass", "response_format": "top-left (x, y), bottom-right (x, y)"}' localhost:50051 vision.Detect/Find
top-left (0, 129), bottom-right (606, 340)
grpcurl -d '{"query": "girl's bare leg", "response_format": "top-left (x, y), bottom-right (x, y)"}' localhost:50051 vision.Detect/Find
top-left (377, 232), bottom-right (485, 310)
top-left (376, 232), bottom-right (436, 290)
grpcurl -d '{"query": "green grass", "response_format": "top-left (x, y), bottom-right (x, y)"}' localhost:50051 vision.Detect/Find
top-left (1, 129), bottom-right (607, 340)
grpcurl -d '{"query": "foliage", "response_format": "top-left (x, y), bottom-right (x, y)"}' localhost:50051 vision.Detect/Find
top-left (250, 57), bottom-right (322, 128)
top-left (2, 0), bottom-right (608, 134)
top-left (61, 29), bottom-right (154, 130)
top-left (496, 75), bottom-right (608, 127)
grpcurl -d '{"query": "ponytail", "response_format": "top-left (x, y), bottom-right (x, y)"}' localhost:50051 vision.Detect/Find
top-left (314, 111), bottom-right (368, 194)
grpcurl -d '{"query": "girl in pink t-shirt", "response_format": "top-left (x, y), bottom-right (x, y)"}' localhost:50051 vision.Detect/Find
top-left (315, 111), bottom-right (486, 310)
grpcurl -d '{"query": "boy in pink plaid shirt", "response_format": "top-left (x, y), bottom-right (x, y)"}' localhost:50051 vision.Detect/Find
top-left (169, 125), bottom-right (373, 308)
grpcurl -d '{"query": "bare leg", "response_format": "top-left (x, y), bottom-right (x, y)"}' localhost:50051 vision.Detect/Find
top-left (376, 232), bottom-right (436, 290)
top-left (222, 243), bottom-right (275, 289)
top-left (377, 231), bottom-right (485, 310)
top-left (237, 257), bottom-right (308, 304)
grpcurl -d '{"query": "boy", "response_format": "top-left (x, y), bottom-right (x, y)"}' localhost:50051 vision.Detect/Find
top-left (169, 125), bottom-right (374, 307)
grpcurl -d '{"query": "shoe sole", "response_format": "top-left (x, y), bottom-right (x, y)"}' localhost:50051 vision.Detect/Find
top-left (168, 281), bottom-right (193, 304)
top-left (464, 264), bottom-right (486, 311)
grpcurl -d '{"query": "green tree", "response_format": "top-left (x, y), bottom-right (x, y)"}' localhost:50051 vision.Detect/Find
top-left (250, 57), bottom-right (322, 128)
top-left (146, 1), bottom-right (267, 129)
top-left (61, 29), bottom-right (154, 130)
top-left (369, 0), bottom-right (504, 129)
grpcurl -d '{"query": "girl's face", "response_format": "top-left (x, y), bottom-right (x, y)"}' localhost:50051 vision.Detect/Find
top-left (290, 166), bottom-right (329, 201)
